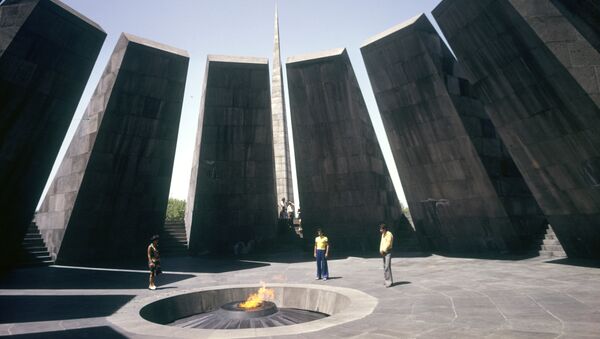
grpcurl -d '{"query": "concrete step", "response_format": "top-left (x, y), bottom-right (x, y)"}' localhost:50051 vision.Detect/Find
top-left (539, 250), bottom-right (567, 257)
top-left (24, 245), bottom-right (48, 251)
top-left (164, 225), bottom-right (185, 229)
top-left (164, 225), bottom-right (185, 230)
top-left (544, 234), bottom-right (557, 240)
top-left (163, 232), bottom-right (186, 237)
top-left (22, 240), bottom-right (45, 247)
top-left (163, 231), bottom-right (185, 235)
top-left (159, 238), bottom-right (187, 245)
top-left (160, 238), bottom-right (187, 243)
top-left (28, 250), bottom-right (50, 255)
top-left (164, 234), bottom-right (187, 239)
top-left (19, 223), bottom-right (54, 267)
top-left (543, 239), bottom-right (561, 245)
top-left (160, 244), bottom-right (187, 249)
top-left (541, 245), bottom-right (565, 251)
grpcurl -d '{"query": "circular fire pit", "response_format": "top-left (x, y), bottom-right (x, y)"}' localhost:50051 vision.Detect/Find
top-left (108, 284), bottom-right (377, 338)
top-left (220, 300), bottom-right (279, 318)
top-left (171, 300), bottom-right (328, 329)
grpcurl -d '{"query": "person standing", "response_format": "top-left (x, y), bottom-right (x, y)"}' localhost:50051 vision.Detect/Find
top-left (314, 228), bottom-right (329, 281)
top-left (379, 223), bottom-right (393, 287)
top-left (147, 235), bottom-right (161, 290)
top-left (286, 201), bottom-right (295, 228)
top-left (279, 198), bottom-right (287, 218)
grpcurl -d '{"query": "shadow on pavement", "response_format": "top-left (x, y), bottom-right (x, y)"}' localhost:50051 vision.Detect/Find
top-left (0, 266), bottom-right (194, 289)
top-left (431, 252), bottom-right (540, 261)
top-left (545, 257), bottom-right (600, 268)
top-left (0, 295), bottom-right (134, 323)
top-left (22, 256), bottom-right (273, 275)
top-left (6, 326), bottom-right (127, 338)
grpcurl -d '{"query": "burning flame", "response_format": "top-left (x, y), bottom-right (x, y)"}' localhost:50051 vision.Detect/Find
top-left (238, 282), bottom-right (274, 310)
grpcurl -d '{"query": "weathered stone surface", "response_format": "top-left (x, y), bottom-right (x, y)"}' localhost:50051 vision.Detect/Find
top-left (550, 0), bottom-right (600, 54)
top-left (271, 8), bottom-right (294, 204)
top-left (361, 15), bottom-right (547, 253)
top-left (433, 0), bottom-right (600, 258)
top-left (0, 0), bottom-right (105, 267)
top-left (286, 48), bottom-right (404, 251)
top-left (36, 33), bottom-right (189, 264)
top-left (185, 55), bottom-right (277, 254)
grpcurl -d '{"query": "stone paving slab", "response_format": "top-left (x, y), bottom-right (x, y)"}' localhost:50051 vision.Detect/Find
top-left (0, 254), bottom-right (599, 338)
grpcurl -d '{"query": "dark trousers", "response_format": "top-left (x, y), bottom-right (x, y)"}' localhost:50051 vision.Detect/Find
top-left (316, 249), bottom-right (329, 279)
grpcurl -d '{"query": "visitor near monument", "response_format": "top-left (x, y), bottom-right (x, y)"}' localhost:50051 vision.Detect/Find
top-left (279, 197), bottom-right (288, 220)
top-left (287, 200), bottom-right (295, 227)
top-left (379, 224), bottom-right (393, 287)
top-left (314, 228), bottom-right (329, 280)
top-left (147, 235), bottom-right (161, 290)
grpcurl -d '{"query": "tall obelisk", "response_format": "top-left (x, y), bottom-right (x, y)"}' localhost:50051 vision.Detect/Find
top-left (271, 6), bottom-right (294, 205)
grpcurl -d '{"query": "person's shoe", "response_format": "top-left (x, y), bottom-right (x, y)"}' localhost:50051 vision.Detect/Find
top-left (149, 285), bottom-right (156, 290)
top-left (315, 277), bottom-right (321, 280)
top-left (323, 277), bottom-right (328, 281)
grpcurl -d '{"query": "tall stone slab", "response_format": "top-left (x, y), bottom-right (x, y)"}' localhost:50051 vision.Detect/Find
top-left (286, 48), bottom-right (403, 251)
top-left (361, 15), bottom-right (547, 253)
top-left (550, 0), bottom-right (600, 53)
top-left (36, 33), bottom-right (189, 264)
top-left (186, 56), bottom-right (276, 254)
top-left (271, 8), bottom-right (294, 204)
top-left (434, 0), bottom-right (600, 258)
top-left (0, 0), bottom-right (105, 265)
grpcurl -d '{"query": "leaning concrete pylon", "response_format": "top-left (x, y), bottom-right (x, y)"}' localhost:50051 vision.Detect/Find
top-left (185, 55), bottom-right (277, 254)
top-left (36, 33), bottom-right (189, 264)
top-left (0, 0), bottom-right (105, 267)
top-left (271, 7), bottom-right (294, 206)
top-left (361, 14), bottom-right (547, 253)
top-left (286, 48), bottom-right (404, 251)
top-left (433, 0), bottom-right (600, 259)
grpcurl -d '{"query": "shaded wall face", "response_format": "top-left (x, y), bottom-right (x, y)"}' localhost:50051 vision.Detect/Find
top-left (36, 37), bottom-right (188, 264)
top-left (0, 0), bottom-right (105, 262)
top-left (362, 18), bottom-right (545, 253)
top-left (187, 61), bottom-right (276, 254)
top-left (433, 0), bottom-right (600, 258)
top-left (287, 52), bottom-right (401, 251)
top-left (551, 0), bottom-right (600, 53)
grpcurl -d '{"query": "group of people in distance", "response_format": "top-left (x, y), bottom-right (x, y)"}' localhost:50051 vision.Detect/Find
top-left (313, 223), bottom-right (394, 287)
top-left (278, 197), bottom-right (303, 238)
top-left (147, 202), bottom-right (395, 289)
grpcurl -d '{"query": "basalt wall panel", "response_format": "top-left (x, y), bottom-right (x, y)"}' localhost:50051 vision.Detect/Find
top-left (286, 49), bottom-right (402, 251)
top-left (361, 15), bottom-right (547, 253)
top-left (0, 0), bottom-right (105, 265)
top-left (434, 0), bottom-right (600, 258)
top-left (185, 56), bottom-right (276, 254)
top-left (36, 33), bottom-right (189, 264)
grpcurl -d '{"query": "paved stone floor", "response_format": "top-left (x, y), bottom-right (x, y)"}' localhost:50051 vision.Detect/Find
top-left (1, 253), bottom-right (599, 338)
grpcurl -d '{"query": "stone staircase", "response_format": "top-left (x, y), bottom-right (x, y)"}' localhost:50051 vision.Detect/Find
top-left (159, 222), bottom-right (188, 256)
top-left (538, 225), bottom-right (566, 258)
top-left (18, 222), bottom-right (53, 266)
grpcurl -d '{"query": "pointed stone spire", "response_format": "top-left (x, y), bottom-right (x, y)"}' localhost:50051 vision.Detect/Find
top-left (271, 5), bottom-right (294, 205)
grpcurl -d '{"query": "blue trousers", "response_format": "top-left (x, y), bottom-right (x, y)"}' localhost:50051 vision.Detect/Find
top-left (316, 249), bottom-right (329, 279)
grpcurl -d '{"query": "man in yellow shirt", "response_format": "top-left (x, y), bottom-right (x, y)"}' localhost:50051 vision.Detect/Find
top-left (314, 228), bottom-right (329, 280)
top-left (379, 223), bottom-right (393, 287)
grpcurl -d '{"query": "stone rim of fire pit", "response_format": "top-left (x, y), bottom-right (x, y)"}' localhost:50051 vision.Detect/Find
top-left (108, 283), bottom-right (378, 338)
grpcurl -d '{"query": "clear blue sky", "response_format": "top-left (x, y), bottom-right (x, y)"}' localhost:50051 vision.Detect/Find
top-left (41, 0), bottom-right (446, 209)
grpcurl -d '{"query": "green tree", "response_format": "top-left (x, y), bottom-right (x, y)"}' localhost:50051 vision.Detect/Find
top-left (165, 198), bottom-right (186, 223)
